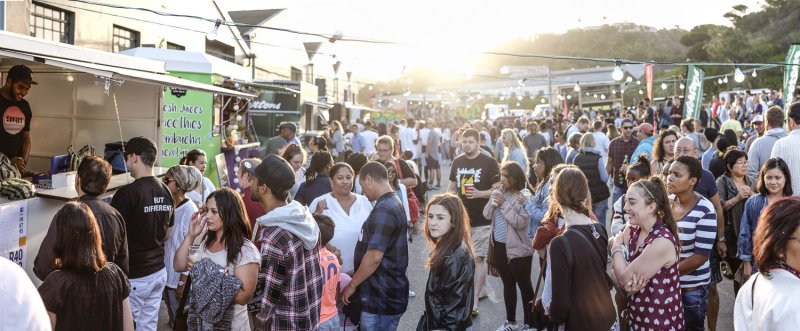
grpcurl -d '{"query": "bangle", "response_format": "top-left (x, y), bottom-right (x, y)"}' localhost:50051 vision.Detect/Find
top-left (610, 246), bottom-right (624, 258)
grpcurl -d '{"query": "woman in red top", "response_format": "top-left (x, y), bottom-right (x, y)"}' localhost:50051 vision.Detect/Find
top-left (611, 176), bottom-right (684, 330)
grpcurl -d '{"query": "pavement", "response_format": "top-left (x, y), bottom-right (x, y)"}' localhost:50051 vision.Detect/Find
top-left (158, 161), bottom-right (736, 330)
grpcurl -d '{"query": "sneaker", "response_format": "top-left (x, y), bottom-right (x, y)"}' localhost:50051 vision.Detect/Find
top-left (495, 321), bottom-right (519, 331)
top-left (409, 290), bottom-right (416, 298)
top-left (519, 324), bottom-right (534, 331)
top-left (471, 307), bottom-right (479, 317)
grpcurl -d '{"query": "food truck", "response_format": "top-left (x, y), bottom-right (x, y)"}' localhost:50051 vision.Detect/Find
top-left (0, 31), bottom-right (252, 284)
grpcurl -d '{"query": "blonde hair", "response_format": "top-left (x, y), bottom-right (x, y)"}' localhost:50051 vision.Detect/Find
top-left (547, 167), bottom-right (593, 220)
top-left (502, 129), bottom-right (524, 163)
top-left (579, 132), bottom-right (596, 150)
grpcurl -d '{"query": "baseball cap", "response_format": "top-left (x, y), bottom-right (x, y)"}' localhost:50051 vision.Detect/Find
top-left (239, 158), bottom-right (261, 176)
top-left (637, 123), bottom-right (654, 135)
top-left (7, 65), bottom-right (38, 85)
top-left (703, 127), bottom-right (721, 142)
top-left (252, 154), bottom-right (295, 193)
top-left (752, 115), bottom-right (764, 124)
top-left (125, 137), bottom-right (157, 156)
top-left (279, 122), bottom-right (297, 132)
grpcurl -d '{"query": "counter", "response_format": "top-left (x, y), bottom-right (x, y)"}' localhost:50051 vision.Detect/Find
top-left (0, 167), bottom-right (167, 285)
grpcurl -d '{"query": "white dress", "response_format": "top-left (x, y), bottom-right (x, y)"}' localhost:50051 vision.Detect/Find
top-left (165, 200), bottom-right (198, 288)
top-left (309, 193), bottom-right (372, 273)
top-left (196, 239), bottom-right (261, 331)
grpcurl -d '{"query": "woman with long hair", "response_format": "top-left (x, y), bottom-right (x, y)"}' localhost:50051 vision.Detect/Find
top-left (651, 129), bottom-right (678, 175)
top-left (607, 123), bottom-right (621, 141)
top-left (309, 136), bottom-right (328, 155)
top-left (174, 188), bottom-right (259, 330)
top-left (420, 194), bottom-right (475, 331)
top-left (716, 148), bottom-right (756, 293)
top-left (546, 168), bottom-right (616, 330)
top-left (564, 132), bottom-right (583, 164)
top-left (526, 148), bottom-right (564, 238)
top-left (738, 158), bottom-right (793, 279)
top-left (733, 196), bottom-right (800, 330)
top-left (330, 120), bottom-right (345, 160)
top-left (610, 176), bottom-right (684, 329)
top-left (483, 162), bottom-right (535, 331)
top-left (385, 160), bottom-right (412, 224)
top-left (667, 155), bottom-right (718, 331)
top-left (295, 151), bottom-right (333, 206)
top-left (309, 163), bottom-right (372, 274)
top-left (281, 143), bottom-right (307, 198)
top-left (501, 128), bottom-right (527, 171)
top-left (37, 202), bottom-right (134, 331)
top-left (181, 149), bottom-right (216, 207)
top-left (162, 165), bottom-right (201, 325)
top-left (572, 132), bottom-right (610, 227)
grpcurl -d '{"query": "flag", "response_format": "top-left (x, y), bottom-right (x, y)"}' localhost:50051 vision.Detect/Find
top-left (784, 44), bottom-right (800, 106)
top-left (645, 64), bottom-right (653, 101)
top-left (683, 65), bottom-right (705, 119)
top-left (303, 42), bottom-right (322, 62)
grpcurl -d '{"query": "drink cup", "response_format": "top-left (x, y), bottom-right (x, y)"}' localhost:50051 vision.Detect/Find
top-left (464, 183), bottom-right (475, 195)
top-left (188, 245), bottom-right (202, 264)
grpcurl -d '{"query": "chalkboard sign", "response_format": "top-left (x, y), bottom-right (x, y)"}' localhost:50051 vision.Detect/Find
top-left (214, 153), bottom-right (229, 188)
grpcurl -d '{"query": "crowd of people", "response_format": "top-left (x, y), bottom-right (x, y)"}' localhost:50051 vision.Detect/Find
top-left (3, 87), bottom-right (800, 331)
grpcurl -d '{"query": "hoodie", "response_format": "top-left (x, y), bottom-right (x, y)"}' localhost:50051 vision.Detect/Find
top-left (255, 200), bottom-right (319, 250)
top-left (747, 128), bottom-right (787, 178)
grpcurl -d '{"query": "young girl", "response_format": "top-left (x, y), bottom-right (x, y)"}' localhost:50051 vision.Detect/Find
top-left (181, 149), bottom-right (216, 207)
top-left (37, 203), bottom-right (134, 331)
top-left (421, 194), bottom-right (475, 331)
top-left (161, 165), bottom-right (201, 326)
top-left (295, 151), bottom-right (333, 206)
top-left (385, 160), bottom-right (412, 228)
top-left (174, 189), bottom-right (259, 330)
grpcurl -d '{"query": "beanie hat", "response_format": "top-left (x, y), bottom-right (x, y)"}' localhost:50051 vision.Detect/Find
top-left (169, 165), bottom-right (202, 192)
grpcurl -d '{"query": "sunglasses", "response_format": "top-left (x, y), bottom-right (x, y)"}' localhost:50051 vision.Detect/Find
top-left (622, 126), bottom-right (634, 130)
top-left (162, 177), bottom-right (175, 185)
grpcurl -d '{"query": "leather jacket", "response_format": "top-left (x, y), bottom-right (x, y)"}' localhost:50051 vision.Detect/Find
top-left (423, 243), bottom-right (475, 331)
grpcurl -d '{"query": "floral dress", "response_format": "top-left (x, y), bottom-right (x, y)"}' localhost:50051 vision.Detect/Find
top-left (626, 220), bottom-right (685, 330)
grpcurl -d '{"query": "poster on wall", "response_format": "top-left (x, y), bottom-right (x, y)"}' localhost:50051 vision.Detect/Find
top-left (0, 200), bottom-right (28, 267)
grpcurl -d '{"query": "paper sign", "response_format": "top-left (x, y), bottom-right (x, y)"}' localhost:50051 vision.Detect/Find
top-left (0, 200), bottom-right (28, 267)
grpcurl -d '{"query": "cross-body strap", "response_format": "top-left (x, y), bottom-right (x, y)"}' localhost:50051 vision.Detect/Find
top-left (751, 273), bottom-right (759, 307)
top-left (569, 224), bottom-right (605, 267)
top-left (533, 249), bottom-right (547, 298)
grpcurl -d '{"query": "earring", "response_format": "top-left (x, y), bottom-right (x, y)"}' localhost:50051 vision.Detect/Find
top-left (657, 210), bottom-right (665, 219)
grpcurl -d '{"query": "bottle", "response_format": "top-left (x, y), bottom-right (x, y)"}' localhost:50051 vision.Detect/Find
top-left (619, 154), bottom-right (629, 184)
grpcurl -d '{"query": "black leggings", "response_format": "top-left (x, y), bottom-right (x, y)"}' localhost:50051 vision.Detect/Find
top-left (493, 240), bottom-right (534, 324)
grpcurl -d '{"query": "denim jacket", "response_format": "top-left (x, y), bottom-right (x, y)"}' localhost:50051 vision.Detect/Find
top-left (525, 181), bottom-right (550, 239)
top-left (737, 194), bottom-right (768, 270)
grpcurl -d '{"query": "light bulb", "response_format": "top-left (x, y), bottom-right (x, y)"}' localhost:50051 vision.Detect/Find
top-left (636, 80), bottom-right (641, 85)
top-left (573, 82), bottom-right (581, 92)
top-left (717, 78), bottom-right (723, 84)
top-left (567, 95), bottom-right (572, 100)
top-left (236, 115), bottom-right (242, 121)
top-left (368, 84), bottom-right (374, 90)
top-left (516, 102), bottom-right (521, 107)
top-left (638, 89), bottom-right (643, 95)
top-left (751, 69), bottom-right (758, 78)
top-left (626, 76), bottom-right (633, 83)
top-left (586, 92), bottom-right (590, 96)
top-left (661, 82), bottom-right (668, 90)
top-left (234, 82), bottom-right (240, 89)
top-left (611, 89), bottom-right (616, 94)
top-left (611, 64), bottom-right (624, 81)
top-left (600, 94), bottom-right (606, 100)
top-left (723, 76), bottom-right (729, 84)
top-left (517, 95), bottom-right (523, 101)
top-left (558, 95), bottom-right (564, 100)
top-left (206, 20), bottom-right (221, 41)
top-left (680, 83), bottom-right (685, 89)
top-left (541, 98), bottom-right (546, 103)
top-left (233, 104), bottom-right (240, 111)
top-left (734, 67), bottom-right (745, 83)
top-left (593, 94), bottom-right (598, 98)
top-left (477, 94), bottom-right (483, 100)
top-left (499, 96), bottom-right (505, 101)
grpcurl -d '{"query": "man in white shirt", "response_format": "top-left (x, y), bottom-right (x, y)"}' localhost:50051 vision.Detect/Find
top-left (770, 103), bottom-right (800, 195)
top-left (361, 119), bottom-right (379, 157)
top-left (592, 120), bottom-right (611, 166)
top-left (0, 258), bottom-right (50, 331)
top-left (399, 118), bottom-right (419, 160)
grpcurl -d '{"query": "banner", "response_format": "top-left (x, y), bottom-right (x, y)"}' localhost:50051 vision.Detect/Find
top-left (0, 200), bottom-right (28, 267)
top-left (645, 64), bottom-right (654, 101)
top-left (683, 65), bottom-right (705, 119)
top-left (784, 44), bottom-right (800, 106)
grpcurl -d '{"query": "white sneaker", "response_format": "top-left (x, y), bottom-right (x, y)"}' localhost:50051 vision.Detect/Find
top-left (495, 321), bottom-right (519, 331)
top-left (409, 290), bottom-right (416, 298)
top-left (519, 324), bottom-right (534, 331)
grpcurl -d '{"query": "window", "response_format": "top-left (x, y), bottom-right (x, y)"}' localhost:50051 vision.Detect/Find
top-left (290, 67), bottom-right (302, 81)
top-left (29, 2), bottom-right (74, 44)
top-left (166, 42), bottom-right (185, 50)
top-left (112, 25), bottom-right (140, 53)
top-left (205, 39), bottom-right (235, 63)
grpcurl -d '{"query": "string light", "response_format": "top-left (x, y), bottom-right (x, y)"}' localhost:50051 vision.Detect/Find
top-left (661, 82), bottom-right (667, 90)
top-left (573, 81), bottom-right (581, 92)
top-left (723, 76), bottom-right (729, 84)
top-left (751, 69), bottom-right (758, 78)
top-left (611, 61), bottom-right (624, 81)
top-left (734, 65), bottom-right (745, 83)
top-left (206, 19), bottom-right (221, 41)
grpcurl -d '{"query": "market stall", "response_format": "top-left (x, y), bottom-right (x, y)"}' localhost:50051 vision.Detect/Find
top-left (0, 31), bottom-right (253, 284)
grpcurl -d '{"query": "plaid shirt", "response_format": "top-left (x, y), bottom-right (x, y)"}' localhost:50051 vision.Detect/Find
top-left (353, 192), bottom-right (409, 315)
top-left (608, 136), bottom-right (639, 188)
top-left (256, 226), bottom-right (323, 330)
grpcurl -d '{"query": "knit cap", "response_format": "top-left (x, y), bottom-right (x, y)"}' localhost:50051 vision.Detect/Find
top-left (169, 165), bottom-right (202, 192)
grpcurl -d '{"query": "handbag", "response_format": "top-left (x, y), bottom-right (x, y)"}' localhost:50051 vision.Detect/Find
top-left (529, 249), bottom-right (555, 330)
top-left (174, 274), bottom-right (192, 331)
top-left (395, 159), bottom-right (420, 223)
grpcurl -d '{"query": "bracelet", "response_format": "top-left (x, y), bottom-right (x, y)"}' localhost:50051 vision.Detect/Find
top-left (610, 246), bottom-right (624, 258)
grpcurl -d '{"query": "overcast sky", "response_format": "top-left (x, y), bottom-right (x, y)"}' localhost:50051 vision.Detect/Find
top-left (225, 0), bottom-right (763, 81)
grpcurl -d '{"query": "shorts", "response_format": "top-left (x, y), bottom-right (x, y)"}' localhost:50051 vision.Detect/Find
top-left (470, 225), bottom-right (491, 257)
top-left (425, 155), bottom-right (441, 169)
top-left (709, 248), bottom-right (722, 284)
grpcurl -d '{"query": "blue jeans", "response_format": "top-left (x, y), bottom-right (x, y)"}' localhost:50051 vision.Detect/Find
top-left (592, 199), bottom-right (609, 228)
top-left (319, 314), bottom-right (340, 331)
top-left (612, 186), bottom-right (625, 207)
top-left (360, 312), bottom-right (402, 331)
top-left (681, 285), bottom-right (709, 331)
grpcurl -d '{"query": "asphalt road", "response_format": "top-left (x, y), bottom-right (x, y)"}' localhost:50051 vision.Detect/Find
top-left (159, 163), bottom-right (736, 331)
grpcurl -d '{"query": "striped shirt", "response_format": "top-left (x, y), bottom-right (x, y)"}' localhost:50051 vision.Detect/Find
top-left (671, 195), bottom-right (717, 288)
top-left (491, 193), bottom-right (514, 243)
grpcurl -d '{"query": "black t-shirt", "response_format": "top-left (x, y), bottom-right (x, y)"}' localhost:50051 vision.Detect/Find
top-left (449, 153), bottom-right (500, 227)
top-left (38, 263), bottom-right (131, 331)
top-left (111, 176), bottom-right (174, 278)
top-left (0, 95), bottom-right (32, 158)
